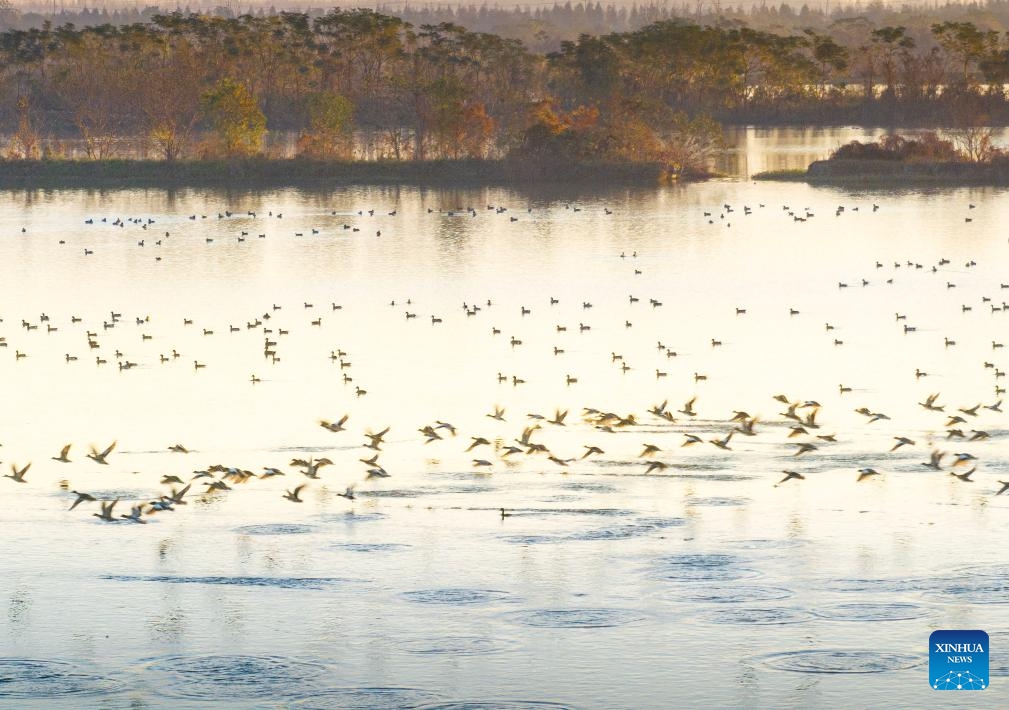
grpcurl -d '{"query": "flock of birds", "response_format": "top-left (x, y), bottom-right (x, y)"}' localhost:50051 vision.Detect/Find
top-left (3, 196), bottom-right (1008, 525)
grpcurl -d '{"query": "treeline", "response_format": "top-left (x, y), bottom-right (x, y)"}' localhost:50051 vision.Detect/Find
top-left (4, 9), bottom-right (1009, 166)
top-left (0, 10), bottom-right (723, 169)
top-left (12, 1), bottom-right (1009, 51)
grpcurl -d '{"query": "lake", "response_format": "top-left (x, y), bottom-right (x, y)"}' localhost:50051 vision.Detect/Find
top-left (0, 127), bottom-right (1006, 708)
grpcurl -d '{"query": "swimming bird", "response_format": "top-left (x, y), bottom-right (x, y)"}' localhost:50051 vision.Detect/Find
top-left (87, 441), bottom-right (116, 465)
top-left (52, 444), bottom-right (72, 463)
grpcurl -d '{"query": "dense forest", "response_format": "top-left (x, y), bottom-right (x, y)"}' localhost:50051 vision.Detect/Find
top-left (3, 4), bottom-right (1009, 166)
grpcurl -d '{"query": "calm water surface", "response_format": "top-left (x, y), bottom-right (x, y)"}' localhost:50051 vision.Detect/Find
top-left (0, 129), bottom-right (1007, 708)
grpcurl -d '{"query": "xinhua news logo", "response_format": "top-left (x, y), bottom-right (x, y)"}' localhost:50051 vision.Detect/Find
top-left (930, 630), bottom-right (988, 690)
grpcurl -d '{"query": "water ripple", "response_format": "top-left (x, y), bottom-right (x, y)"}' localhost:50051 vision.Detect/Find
top-left (677, 585), bottom-right (795, 603)
top-left (235, 523), bottom-right (317, 535)
top-left (926, 577), bottom-right (1009, 604)
top-left (648, 553), bottom-right (761, 583)
top-left (0, 659), bottom-right (123, 699)
top-left (685, 497), bottom-right (751, 507)
top-left (401, 589), bottom-right (514, 605)
top-left (398, 636), bottom-right (520, 656)
top-left (758, 650), bottom-right (924, 674)
top-left (814, 602), bottom-right (930, 621)
top-left (701, 608), bottom-right (815, 625)
top-left (503, 608), bottom-right (645, 628)
top-left (102, 574), bottom-right (354, 590)
top-left (290, 687), bottom-right (442, 709)
top-left (143, 654), bottom-right (327, 700)
top-left (417, 703), bottom-right (575, 710)
top-left (331, 542), bottom-right (410, 553)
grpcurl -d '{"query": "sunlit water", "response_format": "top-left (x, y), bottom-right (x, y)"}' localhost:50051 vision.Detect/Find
top-left (1, 129), bottom-right (1008, 708)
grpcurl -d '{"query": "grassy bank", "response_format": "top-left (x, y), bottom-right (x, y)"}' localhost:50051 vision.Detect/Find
top-left (0, 158), bottom-right (709, 189)
top-left (755, 159), bottom-right (1009, 187)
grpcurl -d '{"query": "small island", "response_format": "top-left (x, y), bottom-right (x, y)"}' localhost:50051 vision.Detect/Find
top-left (756, 131), bottom-right (1009, 187)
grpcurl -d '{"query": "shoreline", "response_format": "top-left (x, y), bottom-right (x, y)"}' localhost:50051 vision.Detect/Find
top-left (0, 158), bottom-right (710, 190)
top-left (754, 159), bottom-right (1009, 187)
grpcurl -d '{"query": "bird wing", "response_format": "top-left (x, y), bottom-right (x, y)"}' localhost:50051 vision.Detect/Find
top-left (102, 441), bottom-right (116, 458)
top-left (60, 444), bottom-right (71, 458)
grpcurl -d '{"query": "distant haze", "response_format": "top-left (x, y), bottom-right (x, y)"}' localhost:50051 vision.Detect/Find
top-left (1, 0), bottom-right (948, 15)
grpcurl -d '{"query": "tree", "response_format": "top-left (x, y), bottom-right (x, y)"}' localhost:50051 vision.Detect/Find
top-left (871, 26), bottom-right (915, 101)
top-left (805, 31), bottom-right (848, 86)
top-left (659, 111), bottom-right (724, 174)
top-left (947, 94), bottom-right (997, 163)
top-left (201, 77), bottom-right (266, 156)
top-left (136, 24), bottom-right (209, 161)
top-left (931, 21), bottom-right (999, 86)
top-left (51, 30), bottom-right (130, 159)
top-left (297, 91), bottom-right (354, 158)
top-left (7, 94), bottom-right (39, 159)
